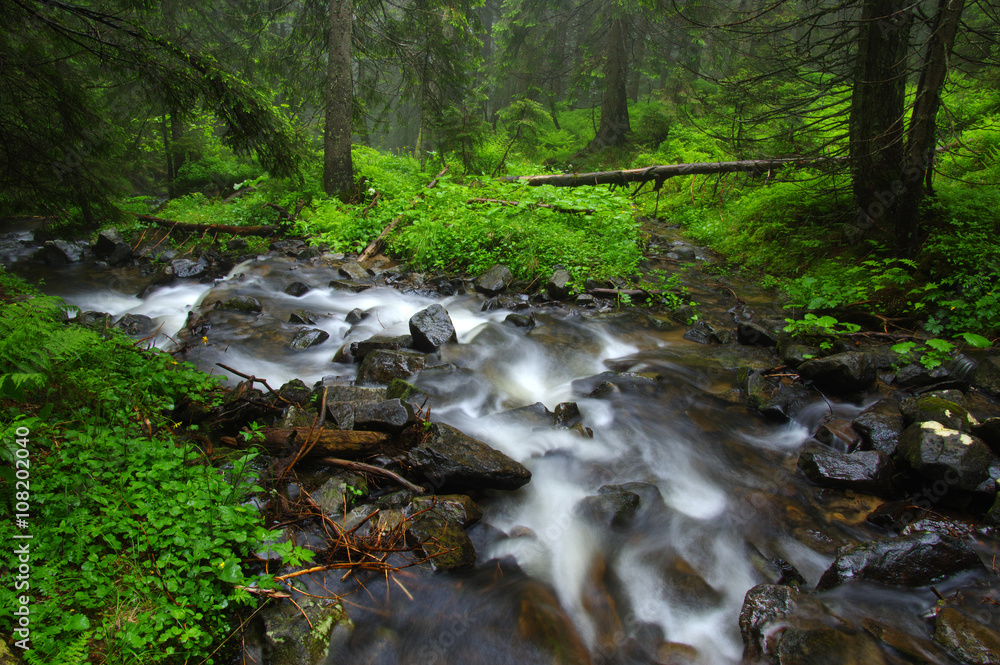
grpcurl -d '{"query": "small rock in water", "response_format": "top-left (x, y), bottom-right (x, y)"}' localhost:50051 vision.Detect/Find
top-left (338, 260), bottom-right (371, 282)
top-left (284, 281), bottom-right (311, 297)
top-left (408, 304), bottom-right (457, 352)
top-left (288, 328), bottom-right (329, 350)
top-left (217, 295), bottom-right (263, 313)
top-left (405, 422), bottom-right (531, 491)
top-left (473, 263), bottom-right (514, 296)
top-left (345, 307), bottom-right (367, 324)
top-left (288, 309), bottom-right (317, 325)
top-left (356, 349), bottom-right (427, 386)
top-left (797, 447), bottom-right (895, 496)
top-left (933, 607), bottom-right (1000, 665)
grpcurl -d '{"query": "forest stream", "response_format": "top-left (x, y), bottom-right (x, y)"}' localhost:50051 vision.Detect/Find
top-left (5, 222), bottom-right (1000, 665)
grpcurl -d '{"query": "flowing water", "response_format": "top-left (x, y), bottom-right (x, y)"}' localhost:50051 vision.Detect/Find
top-left (7, 231), bottom-right (989, 664)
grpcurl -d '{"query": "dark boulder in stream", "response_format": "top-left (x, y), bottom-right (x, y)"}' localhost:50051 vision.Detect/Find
top-left (896, 421), bottom-right (996, 492)
top-left (852, 399), bottom-right (905, 455)
top-left (40, 239), bottom-right (87, 264)
top-left (797, 447), bottom-right (896, 496)
top-left (408, 304), bottom-right (457, 352)
top-left (971, 356), bottom-right (1000, 398)
top-left (473, 263), bottom-right (513, 296)
top-left (404, 422), bottom-right (531, 491)
top-left (815, 530), bottom-right (985, 590)
top-left (797, 351), bottom-right (877, 397)
top-left (288, 328), bottom-right (329, 350)
top-left (355, 349), bottom-right (427, 386)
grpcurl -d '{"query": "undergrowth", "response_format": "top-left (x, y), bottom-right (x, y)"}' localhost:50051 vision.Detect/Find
top-left (0, 270), bottom-right (301, 663)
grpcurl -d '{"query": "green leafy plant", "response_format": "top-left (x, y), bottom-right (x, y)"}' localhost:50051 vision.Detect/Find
top-left (892, 333), bottom-right (992, 369)
top-left (784, 313), bottom-right (861, 352)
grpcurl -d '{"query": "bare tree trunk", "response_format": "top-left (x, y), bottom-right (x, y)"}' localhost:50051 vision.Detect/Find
top-left (849, 0), bottom-right (912, 241)
top-left (588, 14), bottom-right (630, 149)
top-left (895, 0), bottom-right (965, 255)
top-left (323, 0), bottom-right (354, 197)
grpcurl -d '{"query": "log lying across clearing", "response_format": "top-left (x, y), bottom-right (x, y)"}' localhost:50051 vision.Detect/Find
top-left (498, 157), bottom-right (838, 188)
top-left (136, 214), bottom-right (280, 237)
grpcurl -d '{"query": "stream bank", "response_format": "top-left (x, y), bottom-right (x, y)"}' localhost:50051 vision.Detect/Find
top-left (4, 219), bottom-right (1000, 665)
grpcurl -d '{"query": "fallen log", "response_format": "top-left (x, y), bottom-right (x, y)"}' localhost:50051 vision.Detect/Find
top-left (465, 197), bottom-right (595, 215)
top-left (497, 157), bottom-right (839, 188)
top-left (260, 427), bottom-right (393, 458)
top-left (136, 214), bottom-right (280, 237)
top-left (318, 457), bottom-right (426, 493)
top-left (358, 165), bottom-right (448, 263)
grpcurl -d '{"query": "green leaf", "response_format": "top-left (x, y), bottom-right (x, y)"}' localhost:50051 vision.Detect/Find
top-left (66, 614), bottom-right (91, 630)
top-left (218, 560), bottom-right (243, 584)
top-left (957, 332), bottom-right (991, 348)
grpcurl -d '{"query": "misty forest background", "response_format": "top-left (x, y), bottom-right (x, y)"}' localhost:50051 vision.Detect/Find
top-left (2, 2), bottom-right (1000, 664)
top-left (2, 0), bottom-right (999, 338)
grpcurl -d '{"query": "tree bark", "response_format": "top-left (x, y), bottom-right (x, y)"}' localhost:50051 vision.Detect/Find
top-left (849, 0), bottom-right (912, 241)
top-left (324, 0), bottom-right (354, 198)
top-left (136, 215), bottom-right (280, 237)
top-left (499, 157), bottom-right (838, 188)
top-left (260, 427), bottom-right (392, 459)
top-left (587, 13), bottom-right (630, 149)
top-left (894, 0), bottom-right (965, 255)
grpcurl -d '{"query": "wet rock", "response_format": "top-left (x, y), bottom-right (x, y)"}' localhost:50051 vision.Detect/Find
top-left (797, 448), bottom-right (895, 495)
top-left (737, 320), bottom-right (782, 347)
top-left (410, 494), bottom-right (483, 527)
top-left (352, 398), bottom-right (415, 433)
top-left (739, 584), bottom-right (835, 661)
top-left (901, 394), bottom-right (977, 432)
top-left (576, 293), bottom-right (597, 308)
top-left (276, 379), bottom-right (312, 405)
top-left (289, 309), bottom-right (317, 325)
top-left (405, 422), bottom-right (531, 491)
top-left (972, 418), bottom-right (1000, 453)
top-left (345, 307), bottom-right (367, 324)
top-left (545, 268), bottom-right (573, 300)
top-left (572, 371), bottom-right (661, 398)
top-left (517, 581), bottom-right (592, 665)
top-left (338, 260), bottom-right (371, 282)
top-left (775, 628), bottom-right (887, 665)
top-left (114, 313), bottom-right (156, 337)
top-left (404, 511), bottom-right (476, 571)
top-left (262, 597), bottom-right (351, 665)
top-left (554, 402), bottom-right (582, 428)
top-left (312, 473), bottom-right (368, 517)
top-left (356, 349), bottom-right (427, 386)
top-left (354, 334), bottom-right (412, 361)
top-left (385, 379), bottom-right (429, 406)
top-left (853, 399), bottom-right (905, 456)
top-left (285, 281), bottom-right (311, 297)
top-left (474, 263), bottom-right (514, 296)
top-left (781, 344), bottom-right (821, 368)
top-left (986, 493), bottom-right (1000, 527)
top-left (862, 618), bottom-right (950, 665)
top-left (328, 279), bottom-right (372, 293)
top-left (934, 607), bottom-right (1000, 665)
top-left (217, 295), bottom-right (262, 313)
top-left (576, 490), bottom-right (640, 528)
top-left (408, 304), bottom-right (457, 352)
top-left (896, 421), bottom-right (996, 492)
top-left (324, 385), bottom-right (385, 404)
top-left (656, 642), bottom-right (700, 665)
top-left (813, 419), bottom-right (862, 451)
top-left (503, 312), bottom-right (535, 329)
top-left (169, 258), bottom-right (209, 279)
top-left (483, 294), bottom-right (524, 311)
top-left (488, 402), bottom-right (555, 428)
top-left (41, 239), bottom-right (87, 264)
top-left (895, 362), bottom-right (952, 388)
top-left (815, 531), bottom-right (985, 591)
top-left (74, 311), bottom-right (111, 332)
top-left (289, 328), bottom-right (330, 350)
top-left (797, 352), bottom-right (877, 396)
top-left (760, 381), bottom-right (815, 422)
top-left (325, 402), bottom-right (354, 430)
top-left (971, 356), bottom-right (1000, 398)
top-left (93, 228), bottom-right (123, 256)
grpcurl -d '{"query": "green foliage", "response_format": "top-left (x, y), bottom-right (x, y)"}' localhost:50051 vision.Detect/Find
top-left (637, 270), bottom-right (699, 319)
top-left (0, 271), bottom-right (309, 663)
top-left (892, 333), bottom-right (991, 370)
top-left (784, 314), bottom-right (861, 352)
top-left (393, 180), bottom-right (641, 282)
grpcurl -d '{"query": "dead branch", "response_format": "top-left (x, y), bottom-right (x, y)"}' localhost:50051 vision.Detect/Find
top-left (135, 214), bottom-right (280, 237)
top-left (358, 165), bottom-right (448, 263)
top-left (465, 197), bottom-right (595, 215)
top-left (317, 457), bottom-right (425, 493)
